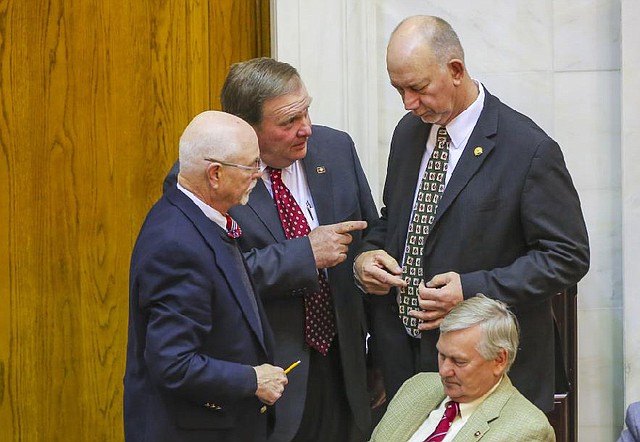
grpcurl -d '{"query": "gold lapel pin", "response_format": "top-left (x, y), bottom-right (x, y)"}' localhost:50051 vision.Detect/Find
top-left (316, 166), bottom-right (326, 174)
top-left (473, 147), bottom-right (483, 156)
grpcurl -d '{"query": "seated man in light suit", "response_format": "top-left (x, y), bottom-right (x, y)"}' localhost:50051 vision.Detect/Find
top-left (370, 294), bottom-right (555, 442)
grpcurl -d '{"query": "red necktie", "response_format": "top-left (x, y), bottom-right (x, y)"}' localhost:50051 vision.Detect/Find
top-left (269, 167), bottom-right (336, 355)
top-left (423, 401), bottom-right (459, 442)
top-left (225, 214), bottom-right (242, 239)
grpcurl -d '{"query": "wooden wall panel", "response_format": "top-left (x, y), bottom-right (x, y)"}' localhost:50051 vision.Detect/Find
top-left (0, 1), bottom-right (270, 440)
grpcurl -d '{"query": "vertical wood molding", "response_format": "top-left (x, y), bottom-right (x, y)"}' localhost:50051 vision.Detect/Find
top-left (0, 1), bottom-right (270, 440)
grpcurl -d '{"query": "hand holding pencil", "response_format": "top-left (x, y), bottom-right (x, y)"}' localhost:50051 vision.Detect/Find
top-left (254, 363), bottom-right (288, 406)
top-left (257, 360), bottom-right (301, 413)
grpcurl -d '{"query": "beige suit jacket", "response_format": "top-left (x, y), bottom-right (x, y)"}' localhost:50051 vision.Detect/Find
top-left (370, 373), bottom-right (555, 442)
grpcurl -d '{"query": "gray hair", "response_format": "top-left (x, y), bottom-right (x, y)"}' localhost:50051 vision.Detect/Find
top-left (220, 57), bottom-right (302, 126)
top-left (440, 294), bottom-right (519, 371)
top-left (392, 15), bottom-right (465, 66)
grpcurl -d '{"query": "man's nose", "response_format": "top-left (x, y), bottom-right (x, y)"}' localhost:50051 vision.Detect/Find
top-left (298, 115), bottom-right (312, 137)
top-left (439, 360), bottom-right (453, 376)
top-left (403, 90), bottom-right (420, 110)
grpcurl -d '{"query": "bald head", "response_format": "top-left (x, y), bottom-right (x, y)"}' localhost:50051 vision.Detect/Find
top-left (178, 111), bottom-right (259, 212)
top-left (387, 15), bottom-right (464, 69)
top-left (179, 111), bottom-right (257, 179)
top-left (386, 15), bottom-right (477, 126)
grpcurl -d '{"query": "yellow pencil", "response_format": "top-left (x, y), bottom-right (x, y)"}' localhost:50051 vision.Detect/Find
top-left (260, 361), bottom-right (302, 414)
top-left (284, 360), bottom-right (301, 374)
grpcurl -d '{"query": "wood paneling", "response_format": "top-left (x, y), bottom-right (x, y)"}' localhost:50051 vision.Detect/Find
top-left (0, 1), bottom-right (270, 440)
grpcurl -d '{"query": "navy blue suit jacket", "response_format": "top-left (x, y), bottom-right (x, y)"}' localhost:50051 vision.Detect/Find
top-left (361, 90), bottom-right (590, 412)
top-left (124, 187), bottom-right (275, 442)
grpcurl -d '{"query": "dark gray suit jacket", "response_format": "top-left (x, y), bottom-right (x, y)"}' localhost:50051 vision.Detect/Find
top-left (164, 125), bottom-right (379, 441)
top-left (360, 89), bottom-right (590, 412)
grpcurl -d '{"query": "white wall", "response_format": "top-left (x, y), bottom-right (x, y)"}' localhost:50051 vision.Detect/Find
top-left (272, 0), bottom-right (635, 439)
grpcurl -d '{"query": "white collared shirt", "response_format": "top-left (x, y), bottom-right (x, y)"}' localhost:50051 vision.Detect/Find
top-left (411, 80), bottom-right (485, 201)
top-left (407, 376), bottom-right (503, 442)
top-left (177, 182), bottom-right (227, 231)
top-left (260, 160), bottom-right (319, 230)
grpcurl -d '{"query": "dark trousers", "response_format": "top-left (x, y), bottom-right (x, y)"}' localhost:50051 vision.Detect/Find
top-left (291, 341), bottom-right (365, 442)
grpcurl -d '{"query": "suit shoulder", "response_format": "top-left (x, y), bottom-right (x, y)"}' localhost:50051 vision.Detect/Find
top-left (498, 386), bottom-right (555, 433)
top-left (397, 372), bottom-right (442, 396)
top-left (490, 94), bottom-right (553, 144)
top-left (310, 124), bottom-right (353, 143)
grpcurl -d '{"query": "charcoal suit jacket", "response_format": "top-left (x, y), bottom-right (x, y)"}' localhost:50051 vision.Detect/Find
top-left (360, 88), bottom-right (590, 412)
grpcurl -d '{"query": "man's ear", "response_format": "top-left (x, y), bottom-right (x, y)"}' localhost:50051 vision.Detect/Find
top-left (206, 163), bottom-right (221, 189)
top-left (448, 59), bottom-right (465, 85)
top-left (493, 348), bottom-right (508, 376)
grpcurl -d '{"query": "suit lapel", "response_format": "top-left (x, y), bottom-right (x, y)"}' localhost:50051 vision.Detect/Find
top-left (166, 187), bottom-right (269, 353)
top-left (395, 118), bottom-right (431, 257)
top-left (303, 136), bottom-right (334, 225)
top-left (433, 92), bottom-right (499, 227)
top-left (246, 179), bottom-right (287, 241)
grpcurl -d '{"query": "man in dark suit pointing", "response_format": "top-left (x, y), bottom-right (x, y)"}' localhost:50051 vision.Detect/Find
top-left (355, 15), bottom-right (590, 413)
top-left (164, 58), bottom-right (379, 441)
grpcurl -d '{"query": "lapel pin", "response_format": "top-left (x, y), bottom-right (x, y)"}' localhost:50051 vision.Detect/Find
top-left (474, 431), bottom-right (482, 437)
top-left (473, 147), bottom-right (483, 157)
top-left (316, 166), bottom-right (326, 174)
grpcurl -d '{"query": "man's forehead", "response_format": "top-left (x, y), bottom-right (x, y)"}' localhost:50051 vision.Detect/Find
top-left (265, 93), bottom-right (312, 120)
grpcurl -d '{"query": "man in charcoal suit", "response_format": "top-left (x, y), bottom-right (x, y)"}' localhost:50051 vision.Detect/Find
top-left (355, 15), bottom-right (590, 413)
top-left (164, 58), bottom-right (380, 441)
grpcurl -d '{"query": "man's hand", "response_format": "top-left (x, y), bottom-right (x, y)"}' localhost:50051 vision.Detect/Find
top-left (409, 271), bottom-right (464, 330)
top-left (353, 249), bottom-right (406, 295)
top-left (308, 221), bottom-right (367, 269)
top-left (253, 364), bottom-right (288, 405)
top-left (367, 366), bottom-right (387, 409)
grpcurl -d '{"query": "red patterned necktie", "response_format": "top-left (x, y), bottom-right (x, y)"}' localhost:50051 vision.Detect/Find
top-left (423, 401), bottom-right (459, 442)
top-left (398, 126), bottom-right (450, 337)
top-left (268, 167), bottom-right (336, 355)
top-left (225, 213), bottom-right (242, 239)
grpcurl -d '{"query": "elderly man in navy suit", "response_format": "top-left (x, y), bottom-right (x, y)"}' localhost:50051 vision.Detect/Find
top-left (124, 111), bottom-right (288, 442)
top-left (355, 15), bottom-right (589, 413)
top-left (165, 58), bottom-right (380, 441)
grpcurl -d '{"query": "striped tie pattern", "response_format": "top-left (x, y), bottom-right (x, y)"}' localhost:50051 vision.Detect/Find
top-left (225, 213), bottom-right (242, 239)
top-left (423, 401), bottom-right (459, 442)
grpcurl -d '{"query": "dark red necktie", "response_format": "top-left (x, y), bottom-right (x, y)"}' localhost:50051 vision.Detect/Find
top-left (423, 401), bottom-right (459, 442)
top-left (269, 167), bottom-right (336, 355)
top-left (225, 214), bottom-right (242, 239)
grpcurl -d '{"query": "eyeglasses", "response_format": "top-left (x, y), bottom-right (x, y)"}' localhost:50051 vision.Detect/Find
top-left (204, 158), bottom-right (261, 174)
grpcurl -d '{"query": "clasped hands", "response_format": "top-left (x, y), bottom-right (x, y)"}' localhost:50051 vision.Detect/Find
top-left (354, 250), bottom-right (463, 330)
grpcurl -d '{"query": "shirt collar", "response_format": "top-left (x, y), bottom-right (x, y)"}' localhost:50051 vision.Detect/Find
top-left (444, 79), bottom-right (485, 150)
top-left (456, 375), bottom-right (503, 420)
top-left (176, 181), bottom-right (227, 231)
